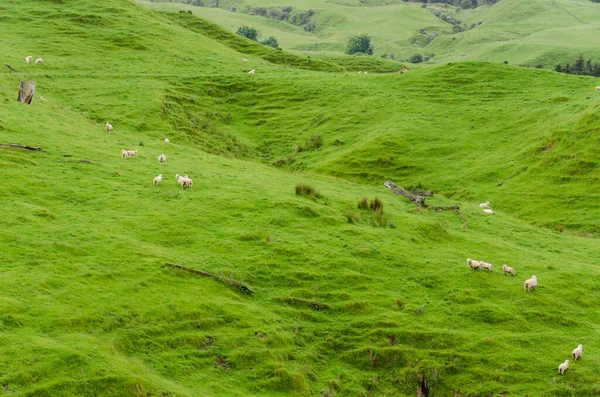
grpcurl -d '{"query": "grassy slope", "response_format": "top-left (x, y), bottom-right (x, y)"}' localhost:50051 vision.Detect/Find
top-left (139, 0), bottom-right (600, 67)
top-left (2, 1), bottom-right (600, 396)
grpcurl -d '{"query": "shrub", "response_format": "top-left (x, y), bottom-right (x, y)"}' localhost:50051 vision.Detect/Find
top-left (346, 34), bottom-right (374, 56)
top-left (261, 36), bottom-right (279, 49)
top-left (370, 197), bottom-right (383, 215)
top-left (411, 53), bottom-right (423, 64)
top-left (236, 25), bottom-right (259, 41)
top-left (295, 184), bottom-right (321, 200)
top-left (358, 197), bottom-right (369, 210)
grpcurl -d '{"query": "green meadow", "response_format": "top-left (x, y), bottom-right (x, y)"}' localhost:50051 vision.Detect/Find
top-left (138, 0), bottom-right (600, 67)
top-left (2, 0), bottom-right (600, 396)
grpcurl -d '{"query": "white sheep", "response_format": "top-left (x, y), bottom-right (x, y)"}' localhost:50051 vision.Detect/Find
top-left (153, 174), bottom-right (163, 186)
top-left (121, 149), bottom-right (128, 159)
top-left (25, 56), bottom-right (33, 63)
top-left (479, 201), bottom-right (490, 208)
top-left (158, 154), bottom-right (166, 164)
top-left (502, 264), bottom-right (515, 276)
top-left (357, 71), bottom-right (362, 75)
top-left (35, 57), bottom-right (43, 64)
top-left (483, 209), bottom-right (494, 214)
top-left (126, 150), bottom-right (138, 157)
top-left (558, 359), bottom-right (569, 375)
top-left (175, 174), bottom-right (187, 189)
top-left (480, 261), bottom-right (493, 272)
top-left (242, 58), bottom-right (248, 62)
top-left (183, 175), bottom-right (193, 188)
top-left (524, 275), bottom-right (537, 292)
top-left (164, 138), bottom-right (170, 143)
top-left (248, 69), bottom-right (255, 75)
top-left (596, 86), bottom-right (600, 92)
top-left (572, 344), bottom-right (583, 361)
top-left (364, 71), bottom-right (368, 75)
top-left (106, 123), bottom-right (113, 133)
top-left (466, 258), bottom-right (481, 270)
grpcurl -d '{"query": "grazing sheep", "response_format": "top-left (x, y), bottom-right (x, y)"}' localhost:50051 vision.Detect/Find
top-left (479, 201), bottom-right (490, 208)
top-left (502, 264), bottom-right (515, 276)
top-left (105, 123), bottom-right (113, 133)
top-left (242, 58), bottom-right (248, 62)
top-left (467, 258), bottom-right (481, 270)
top-left (35, 58), bottom-right (43, 64)
top-left (183, 175), bottom-right (193, 188)
top-left (483, 209), bottom-right (494, 214)
top-left (364, 71), bottom-right (368, 75)
top-left (164, 138), bottom-right (170, 143)
top-left (153, 174), bottom-right (163, 186)
top-left (357, 71), bottom-right (362, 75)
top-left (558, 360), bottom-right (569, 375)
top-left (175, 174), bottom-right (187, 189)
top-left (126, 150), bottom-right (138, 157)
top-left (25, 56), bottom-right (33, 63)
top-left (524, 275), bottom-right (537, 292)
top-left (596, 86), bottom-right (600, 92)
top-left (121, 149), bottom-right (128, 159)
top-left (480, 261), bottom-right (493, 272)
top-left (158, 154), bottom-right (166, 164)
top-left (572, 344), bottom-right (583, 361)
top-left (248, 69), bottom-right (255, 75)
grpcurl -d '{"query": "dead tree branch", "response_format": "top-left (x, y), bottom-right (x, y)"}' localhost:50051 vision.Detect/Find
top-left (0, 143), bottom-right (43, 151)
top-left (4, 63), bottom-right (17, 72)
top-left (384, 180), bottom-right (468, 229)
top-left (165, 263), bottom-right (254, 294)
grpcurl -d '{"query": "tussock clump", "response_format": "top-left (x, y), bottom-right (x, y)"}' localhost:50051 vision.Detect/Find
top-left (370, 197), bottom-right (383, 214)
top-left (358, 197), bottom-right (369, 210)
top-left (296, 183), bottom-right (321, 200)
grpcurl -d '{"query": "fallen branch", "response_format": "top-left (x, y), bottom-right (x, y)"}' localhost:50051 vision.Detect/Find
top-left (4, 63), bottom-right (17, 72)
top-left (277, 297), bottom-right (331, 311)
top-left (165, 263), bottom-right (254, 294)
top-left (0, 143), bottom-right (43, 151)
top-left (384, 180), bottom-right (468, 229)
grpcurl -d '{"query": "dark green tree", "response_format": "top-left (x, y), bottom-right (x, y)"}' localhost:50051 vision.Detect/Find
top-left (236, 25), bottom-right (259, 41)
top-left (346, 34), bottom-right (374, 55)
top-left (261, 36), bottom-right (279, 49)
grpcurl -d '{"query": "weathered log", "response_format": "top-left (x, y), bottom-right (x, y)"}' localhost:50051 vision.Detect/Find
top-left (410, 190), bottom-right (434, 197)
top-left (276, 297), bottom-right (331, 311)
top-left (165, 263), bottom-right (254, 294)
top-left (0, 143), bottom-right (43, 151)
top-left (17, 80), bottom-right (36, 104)
top-left (385, 180), bottom-right (468, 229)
top-left (4, 63), bottom-right (17, 72)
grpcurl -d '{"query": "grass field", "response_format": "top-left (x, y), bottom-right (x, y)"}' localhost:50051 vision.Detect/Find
top-left (2, 0), bottom-right (600, 396)
top-left (138, 0), bottom-right (600, 67)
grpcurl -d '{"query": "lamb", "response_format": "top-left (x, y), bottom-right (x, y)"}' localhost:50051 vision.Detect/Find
top-left (558, 360), bottom-right (569, 375)
top-left (466, 258), bottom-right (481, 270)
top-left (248, 69), bottom-right (255, 75)
top-left (502, 264), bottom-right (515, 276)
top-left (175, 174), bottom-right (189, 189)
top-left (357, 71), bottom-right (362, 74)
top-left (596, 86), bottom-right (600, 92)
top-left (164, 138), bottom-right (170, 143)
top-left (183, 175), bottom-right (193, 188)
top-left (25, 56), bottom-right (33, 63)
top-left (480, 261), bottom-right (493, 272)
top-left (153, 174), bottom-right (163, 186)
top-left (483, 209), bottom-right (494, 214)
top-left (158, 154), bottom-right (166, 164)
top-left (363, 71), bottom-right (368, 75)
top-left (479, 201), bottom-right (490, 208)
top-left (572, 344), bottom-right (583, 361)
top-left (106, 123), bottom-right (113, 133)
top-left (126, 150), bottom-right (138, 157)
top-left (121, 149), bottom-right (129, 159)
top-left (524, 275), bottom-right (537, 292)
top-left (35, 58), bottom-right (43, 64)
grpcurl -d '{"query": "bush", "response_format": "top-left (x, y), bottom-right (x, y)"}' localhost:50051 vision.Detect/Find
top-left (346, 34), bottom-right (374, 56)
top-left (358, 198), bottom-right (369, 210)
top-left (236, 25), bottom-right (259, 41)
top-left (411, 53), bottom-right (423, 63)
top-left (261, 36), bottom-right (279, 49)
top-left (295, 184), bottom-right (321, 200)
top-left (370, 197), bottom-right (383, 215)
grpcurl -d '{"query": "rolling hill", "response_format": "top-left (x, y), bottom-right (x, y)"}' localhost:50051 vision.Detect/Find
top-left (2, 0), bottom-right (600, 396)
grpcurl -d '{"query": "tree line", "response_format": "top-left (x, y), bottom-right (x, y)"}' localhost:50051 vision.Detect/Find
top-left (555, 55), bottom-right (600, 77)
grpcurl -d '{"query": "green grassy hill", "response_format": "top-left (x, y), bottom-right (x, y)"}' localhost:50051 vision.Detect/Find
top-left (2, 0), bottom-right (600, 396)
top-left (138, 0), bottom-right (600, 67)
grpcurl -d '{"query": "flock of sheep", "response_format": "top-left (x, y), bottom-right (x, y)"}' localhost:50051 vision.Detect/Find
top-left (479, 201), bottom-right (494, 214)
top-left (109, 124), bottom-right (193, 189)
top-left (24, 56), bottom-right (43, 64)
top-left (467, 245), bottom-right (583, 375)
